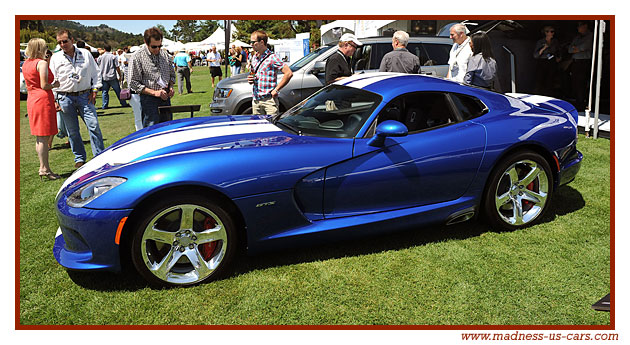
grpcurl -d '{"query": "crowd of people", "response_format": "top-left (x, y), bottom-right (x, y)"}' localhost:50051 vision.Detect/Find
top-left (22, 22), bottom-right (595, 181)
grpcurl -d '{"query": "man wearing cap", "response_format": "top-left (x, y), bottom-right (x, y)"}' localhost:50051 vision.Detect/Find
top-left (325, 33), bottom-right (362, 84)
top-left (247, 30), bottom-right (293, 116)
top-left (173, 48), bottom-right (193, 94)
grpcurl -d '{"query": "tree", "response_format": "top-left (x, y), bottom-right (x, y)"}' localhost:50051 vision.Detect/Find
top-left (233, 20), bottom-right (293, 42)
top-left (171, 20), bottom-right (199, 43)
top-left (195, 20), bottom-right (220, 42)
top-left (156, 24), bottom-right (173, 40)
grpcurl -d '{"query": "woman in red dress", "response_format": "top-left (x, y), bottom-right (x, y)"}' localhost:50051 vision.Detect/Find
top-left (23, 38), bottom-right (61, 180)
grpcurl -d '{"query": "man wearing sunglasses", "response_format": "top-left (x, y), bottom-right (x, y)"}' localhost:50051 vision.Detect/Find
top-left (128, 26), bottom-right (176, 128)
top-left (49, 29), bottom-right (105, 169)
top-left (247, 30), bottom-right (293, 116)
top-left (325, 33), bottom-right (362, 85)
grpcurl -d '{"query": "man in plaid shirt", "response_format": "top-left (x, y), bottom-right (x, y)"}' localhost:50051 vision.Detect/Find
top-left (128, 27), bottom-right (176, 127)
top-left (247, 30), bottom-right (293, 115)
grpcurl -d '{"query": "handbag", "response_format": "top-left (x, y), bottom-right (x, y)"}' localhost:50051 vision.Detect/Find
top-left (120, 88), bottom-right (131, 100)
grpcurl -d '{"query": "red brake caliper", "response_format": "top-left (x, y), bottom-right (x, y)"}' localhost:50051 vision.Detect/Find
top-left (522, 182), bottom-right (535, 210)
top-left (199, 217), bottom-right (218, 260)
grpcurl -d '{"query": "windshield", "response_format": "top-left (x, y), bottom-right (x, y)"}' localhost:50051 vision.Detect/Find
top-left (274, 85), bottom-right (382, 138)
top-left (289, 45), bottom-right (334, 72)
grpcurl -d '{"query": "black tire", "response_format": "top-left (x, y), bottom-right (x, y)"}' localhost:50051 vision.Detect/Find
top-left (238, 106), bottom-right (252, 115)
top-left (130, 195), bottom-right (238, 287)
top-left (483, 151), bottom-right (553, 231)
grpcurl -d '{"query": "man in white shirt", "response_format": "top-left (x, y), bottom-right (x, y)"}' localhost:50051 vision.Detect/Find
top-left (49, 29), bottom-right (104, 168)
top-left (446, 23), bottom-right (473, 83)
top-left (206, 45), bottom-right (222, 88)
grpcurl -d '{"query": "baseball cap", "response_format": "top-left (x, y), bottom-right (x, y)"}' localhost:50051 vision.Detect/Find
top-left (340, 33), bottom-right (363, 46)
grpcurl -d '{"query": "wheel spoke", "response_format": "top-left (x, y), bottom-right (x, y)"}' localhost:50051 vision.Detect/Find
top-left (519, 164), bottom-right (541, 187)
top-left (179, 205), bottom-right (196, 231)
top-left (185, 248), bottom-right (212, 277)
top-left (144, 226), bottom-right (175, 244)
top-left (152, 247), bottom-right (183, 280)
top-left (507, 166), bottom-right (519, 187)
top-left (496, 192), bottom-right (511, 208)
top-left (513, 198), bottom-right (524, 225)
top-left (522, 189), bottom-right (546, 205)
top-left (196, 225), bottom-right (226, 244)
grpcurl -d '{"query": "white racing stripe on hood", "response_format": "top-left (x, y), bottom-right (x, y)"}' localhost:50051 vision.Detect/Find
top-left (120, 119), bottom-right (270, 147)
top-left (337, 73), bottom-right (405, 89)
top-left (58, 121), bottom-right (281, 193)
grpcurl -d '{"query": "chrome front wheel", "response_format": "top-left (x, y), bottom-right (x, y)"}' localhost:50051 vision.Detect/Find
top-left (131, 196), bottom-right (236, 287)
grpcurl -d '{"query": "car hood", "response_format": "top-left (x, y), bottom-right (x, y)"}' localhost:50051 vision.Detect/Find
top-left (59, 115), bottom-right (286, 192)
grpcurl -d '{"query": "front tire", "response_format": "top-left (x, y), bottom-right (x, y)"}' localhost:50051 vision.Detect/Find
top-left (483, 151), bottom-right (553, 230)
top-left (130, 195), bottom-right (237, 287)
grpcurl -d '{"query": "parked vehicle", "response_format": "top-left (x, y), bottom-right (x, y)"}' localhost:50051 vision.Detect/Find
top-left (210, 36), bottom-right (453, 115)
top-left (53, 73), bottom-right (582, 287)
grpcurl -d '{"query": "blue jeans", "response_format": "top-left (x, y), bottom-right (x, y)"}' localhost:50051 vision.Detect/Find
top-left (57, 92), bottom-right (105, 163)
top-left (102, 78), bottom-right (128, 108)
top-left (140, 94), bottom-right (172, 128)
top-left (56, 111), bottom-right (68, 139)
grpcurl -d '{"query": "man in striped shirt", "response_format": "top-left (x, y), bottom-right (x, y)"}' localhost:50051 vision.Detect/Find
top-left (128, 27), bottom-right (176, 128)
top-left (246, 30), bottom-right (293, 116)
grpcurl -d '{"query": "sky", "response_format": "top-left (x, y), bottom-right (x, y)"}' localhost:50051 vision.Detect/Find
top-left (75, 20), bottom-right (178, 35)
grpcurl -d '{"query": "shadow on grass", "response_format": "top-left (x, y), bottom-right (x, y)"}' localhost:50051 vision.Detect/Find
top-left (64, 185), bottom-right (585, 291)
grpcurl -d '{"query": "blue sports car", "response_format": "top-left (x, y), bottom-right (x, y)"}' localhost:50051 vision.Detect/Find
top-left (53, 73), bottom-right (582, 287)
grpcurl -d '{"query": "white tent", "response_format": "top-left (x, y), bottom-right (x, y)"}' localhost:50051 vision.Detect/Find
top-left (320, 20), bottom-right (395, 44)
top-left (230, 39), bottom-right (251, 48)
top-left (200, 23), bottom-right (239, 45)
top-left (162, 38), bottom-right (185, 52)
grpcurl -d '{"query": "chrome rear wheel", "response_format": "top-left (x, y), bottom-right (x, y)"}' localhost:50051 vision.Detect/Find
top-left (484, 152), bottom-right (553, 230)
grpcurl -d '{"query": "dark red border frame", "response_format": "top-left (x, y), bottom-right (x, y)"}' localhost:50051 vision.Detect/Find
top-left (15, 14), bottom-right (615, 330)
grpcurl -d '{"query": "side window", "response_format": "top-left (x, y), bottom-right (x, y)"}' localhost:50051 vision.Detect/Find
top-left (370, 43), bottom-right (392, 70)
top-left (450, 93), bottom-right (488, 120)
top-left (354, 44), bottom-right (373, 71)
top-left (376, 92), bottom-right (457, 133)
top-left (406, 43), bottom-right (427, 66)
top-left (422, 44), bottom-right (451, 66)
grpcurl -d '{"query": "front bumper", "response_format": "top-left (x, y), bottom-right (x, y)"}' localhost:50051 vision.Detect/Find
top-left (53, 202), bottom-right (133, 272)
top-left (210, 98), bottom-right (229, 114)
top-left (558, 150), bottom-right (583, 186)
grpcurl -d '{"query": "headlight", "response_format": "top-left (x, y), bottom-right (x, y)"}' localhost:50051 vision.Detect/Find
top-left (67, 177), bottom-right (127, 208)
top-left (215, 88), bottom-right (233, 98)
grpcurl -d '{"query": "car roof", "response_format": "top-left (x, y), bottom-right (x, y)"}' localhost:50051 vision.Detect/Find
top-left (326, 36), bottom-right (452, 46)
top-left (359, 36), bottom-right (453, 44)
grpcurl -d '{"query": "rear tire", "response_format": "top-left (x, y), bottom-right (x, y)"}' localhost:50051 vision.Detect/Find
top-left (130, 195), bottom-right (237, 287)
top-left (483, 151), bottom-right (553, 230)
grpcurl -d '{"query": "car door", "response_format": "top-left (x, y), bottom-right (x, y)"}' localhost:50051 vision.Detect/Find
top-left (322, 91), bottom-right (486, 218)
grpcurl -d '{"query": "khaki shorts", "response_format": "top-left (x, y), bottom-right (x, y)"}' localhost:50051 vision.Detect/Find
top-left (252, 96), bottom-right (279, 115)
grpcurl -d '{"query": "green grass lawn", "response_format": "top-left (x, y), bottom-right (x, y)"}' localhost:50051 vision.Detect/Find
top-left (18, 67), bottom-right (611, 325)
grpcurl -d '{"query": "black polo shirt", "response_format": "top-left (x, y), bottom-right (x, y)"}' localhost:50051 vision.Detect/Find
top-left (325, 50), bottom-right (352, 85)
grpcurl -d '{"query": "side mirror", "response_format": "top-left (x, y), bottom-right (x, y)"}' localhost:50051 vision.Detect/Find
top-left (368, 120), bottom-right (408, 147)
top-left (311, 60), bottom-right (326, 75)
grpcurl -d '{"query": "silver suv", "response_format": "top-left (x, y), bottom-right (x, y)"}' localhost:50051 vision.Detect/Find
top-left (210, 36), bottom-right (453, 115)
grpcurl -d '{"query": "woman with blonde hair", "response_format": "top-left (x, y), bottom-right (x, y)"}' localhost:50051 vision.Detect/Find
top-left (23, 38), bottom-right (61, 180)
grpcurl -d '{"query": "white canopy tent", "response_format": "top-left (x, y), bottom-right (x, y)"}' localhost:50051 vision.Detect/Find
top-left (200, 23), bottom-right (239, 46)
top-left (320, 20), bottom-right (395, 44)
top-left (230, 39), bottom-right (251, 48)
top-left (162, 38), bottom-right (185, 52)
